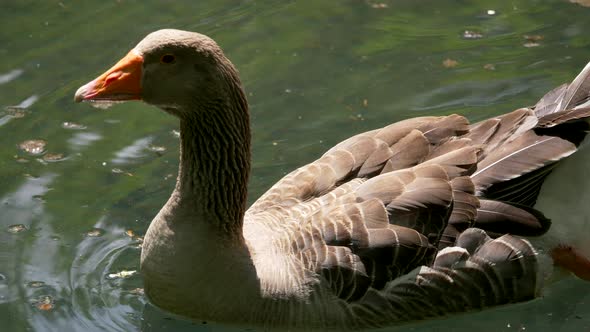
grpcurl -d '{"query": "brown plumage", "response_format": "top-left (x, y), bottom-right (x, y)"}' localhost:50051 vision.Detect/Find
top-left (74, 29), bottom-right (590, 330)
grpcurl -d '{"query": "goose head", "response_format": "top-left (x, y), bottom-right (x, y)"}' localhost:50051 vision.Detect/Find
top-left (74, 29), bottom-right (244, 120)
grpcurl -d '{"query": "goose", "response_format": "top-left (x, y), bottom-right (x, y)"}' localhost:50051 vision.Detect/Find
top-left (74, 29), bottom-right (590, 330)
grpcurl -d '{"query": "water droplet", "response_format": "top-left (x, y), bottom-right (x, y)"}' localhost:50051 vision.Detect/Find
top-left (62, 122), bottom-right (86, 130)
top-left (18, 139), bottom-right (46, 155)
top-left (7, 224), bottom-right (27, 233)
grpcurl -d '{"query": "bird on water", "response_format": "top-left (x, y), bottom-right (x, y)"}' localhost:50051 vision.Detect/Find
top-left (75, 29), bottom-right (590, 330)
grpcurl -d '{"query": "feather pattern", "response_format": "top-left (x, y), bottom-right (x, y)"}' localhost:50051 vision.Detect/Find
top-left (243, 59), bottom-right (590, 327)
top-left (80, 30), bottom-right (590, 329)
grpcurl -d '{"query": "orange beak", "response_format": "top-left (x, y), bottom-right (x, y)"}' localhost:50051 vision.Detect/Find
top-left (74, 50), bottom-right (143, 102)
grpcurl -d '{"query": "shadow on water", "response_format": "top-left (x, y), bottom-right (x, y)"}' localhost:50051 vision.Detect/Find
top-left (1, 0), bottom-right (590, 331)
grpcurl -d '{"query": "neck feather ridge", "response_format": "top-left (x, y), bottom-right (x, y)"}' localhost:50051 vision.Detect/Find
top-left (175, 93), bottom-right (251, 239)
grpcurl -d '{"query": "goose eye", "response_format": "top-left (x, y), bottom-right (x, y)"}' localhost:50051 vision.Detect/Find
top-left (160, 54), bottom-right (176, 64)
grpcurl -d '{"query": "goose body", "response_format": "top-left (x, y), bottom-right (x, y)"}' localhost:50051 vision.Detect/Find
top-left (75, 29), bottom-right (590, 330)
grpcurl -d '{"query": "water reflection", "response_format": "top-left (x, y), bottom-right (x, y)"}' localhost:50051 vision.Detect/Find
top-left (111, 137), bottom-right (154, 165)
top-left (0, 69), bottom-right (24, 85)
top-left (67, 132), bottom-right (102, 151)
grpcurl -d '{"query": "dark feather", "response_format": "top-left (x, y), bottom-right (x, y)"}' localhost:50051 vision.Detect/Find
top-left (474, 200), bottom-right (551, 237)
top-left (472, 131), bottom-right (576, 193)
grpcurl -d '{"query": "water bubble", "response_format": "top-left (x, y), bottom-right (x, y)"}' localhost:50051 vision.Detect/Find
top-left (18, 139), bottom-right (46, 155)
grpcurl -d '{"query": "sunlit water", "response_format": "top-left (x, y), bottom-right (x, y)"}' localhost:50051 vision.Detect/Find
top-left (1, 1), bottom-right (590, 331)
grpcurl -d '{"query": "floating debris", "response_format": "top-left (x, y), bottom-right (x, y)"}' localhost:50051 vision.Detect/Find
top-left (125, 229), bottom-right (136, 238)
top-left (369, 2), bottom-right (388, 8)
top-left (107, 269), bottom-right (138, 280)
top-left (42, 153), bottom-right (65, 162)
top-left (127, 288), bottom-right (144, 295)
top-left (523, 42), bottom-right (540, 48)
top-left (487, 9), bottom-right (496, 15)
top-left (62, 122), bottom-right (86, 130)
top-left (522, 35), bottom-right (545, 41)
top-left (27, 281), bottom-right (46, 288)
top-left (171, 130), bottom-right (180, 138)
top-left (7, 224), bottom-right (27, 233)
top-left (14, 156), bottom-right (29, 163)
top-left (85, 228), bottom-right (105, 237)
top-left (523, 35), bottom-right (543, 48)
top-left (272, 141), bottom-right (278, 146)
top-left (362, 99), bottom-right (368, 108)
top-left (463, 30), bottom-right (483, 39)
top-left (4, 107), bottom-right (30, 118)
top-left (18, 139), bottom-right (46, 155)
top-left (32, 295), bottom-right (54, 311)
top-left (148, 145), bottom-right (166, 153)
top-left (483, 63), bottom-right (496, 71)
top-left (442, 58), bottom-right (459, 68)
top-left (111, 168), bottom-right (133, 176)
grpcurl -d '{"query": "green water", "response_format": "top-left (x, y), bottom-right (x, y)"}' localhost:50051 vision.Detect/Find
top-left (1, 0), bottom-right (590, 331)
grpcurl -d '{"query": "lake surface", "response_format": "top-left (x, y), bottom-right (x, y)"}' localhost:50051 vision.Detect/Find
top-left (1, 0), bottom-right (590, 331)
